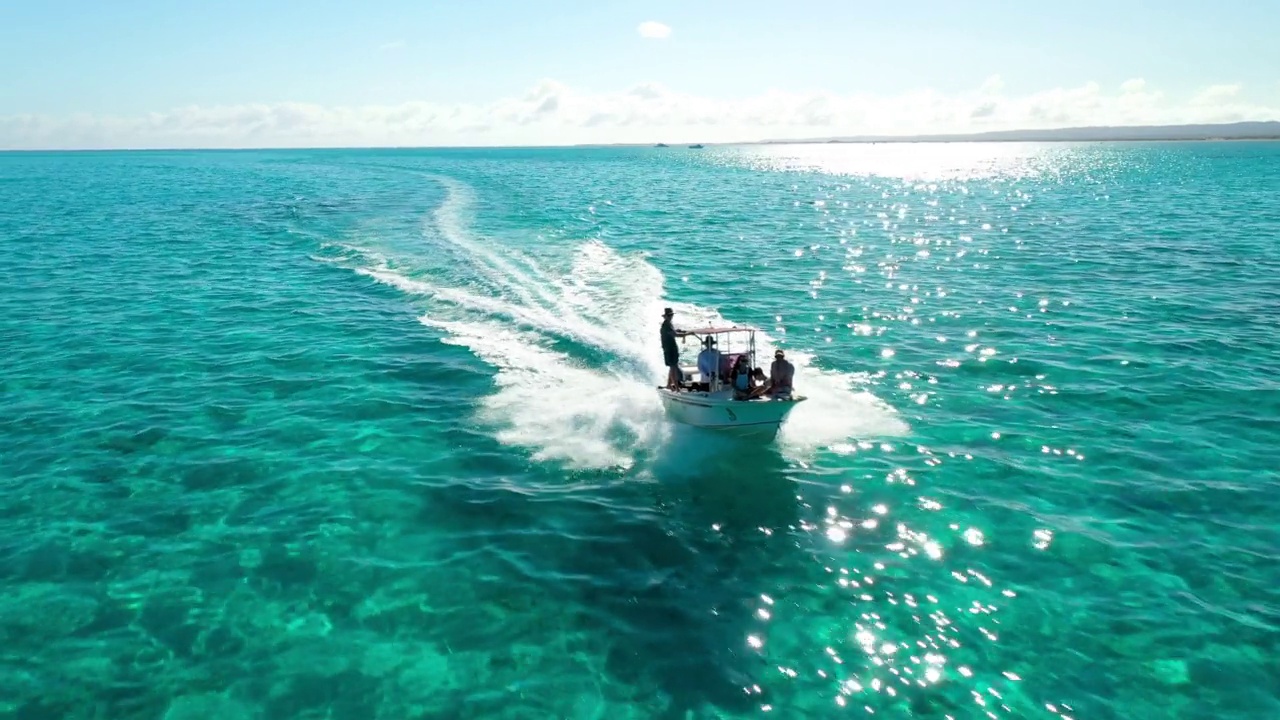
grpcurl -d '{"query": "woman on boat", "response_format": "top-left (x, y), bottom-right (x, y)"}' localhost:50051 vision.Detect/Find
top-left (730, 355), bottom-right (755, 399)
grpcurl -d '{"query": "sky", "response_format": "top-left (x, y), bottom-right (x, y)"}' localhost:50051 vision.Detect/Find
top-left (2, 0), bottom-right (1278, 148)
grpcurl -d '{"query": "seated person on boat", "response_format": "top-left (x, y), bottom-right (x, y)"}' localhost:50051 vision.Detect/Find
top-left (730, 355), bottom-right (756, 399)
top-left (695, 336), bottom-right (721, 390)
top-left (769, 349), bottom-right (794, 398)
top-left (738, 350), bottom-right (795, 400)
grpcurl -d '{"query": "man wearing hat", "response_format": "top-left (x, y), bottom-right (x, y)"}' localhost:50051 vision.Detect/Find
top-left (660, 307), bottom-right (689, 390)
top-left (696, 335), bottom-right (721, 390)
top-left (769, 348), bottom-right (795, 398)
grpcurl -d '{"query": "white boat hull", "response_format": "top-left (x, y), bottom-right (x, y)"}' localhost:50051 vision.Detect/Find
top-left (657, 388), bottom-right (804, 435)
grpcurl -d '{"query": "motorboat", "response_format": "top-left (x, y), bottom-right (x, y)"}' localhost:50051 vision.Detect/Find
top-left (657, 326), bottom-right (805, 436)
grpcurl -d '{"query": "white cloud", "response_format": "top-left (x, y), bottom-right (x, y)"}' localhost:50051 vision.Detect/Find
top-left (970, 101), bottom-right (997, 119)
top-left (628, 82), bottom-right (665, 100)
top-left (2, 78), bottom-right (1277, 150)
top-left (637, 21), bottom-right (672, 39)
top-left (379, 40), bottom-right (406, 52)
top-left (1121, 78), bottom-right (1146, 93)
top-left (1192, 83), bottom-right (1241, 106)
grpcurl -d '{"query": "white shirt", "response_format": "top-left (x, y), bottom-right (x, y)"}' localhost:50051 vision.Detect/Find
top-left (697, 348), bottom-right (721, 381)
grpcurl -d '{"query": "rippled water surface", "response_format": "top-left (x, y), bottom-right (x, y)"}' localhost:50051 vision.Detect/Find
top-left (2, 142), bottom-right (1278, 719)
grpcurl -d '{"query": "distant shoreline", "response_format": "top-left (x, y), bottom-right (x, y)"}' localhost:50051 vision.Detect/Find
top-left (5, 137), bottom-right (1280, 153)
top-left (758, 135), bottom-right (1280, 145)
top-left (2, 120), bottom-right (1278, 152)
top-left (753, 120), bottom-right (1280, 145)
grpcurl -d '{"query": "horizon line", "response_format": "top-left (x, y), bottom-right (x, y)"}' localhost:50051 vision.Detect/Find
top-left (3, 119), bottom-right (1279, 153)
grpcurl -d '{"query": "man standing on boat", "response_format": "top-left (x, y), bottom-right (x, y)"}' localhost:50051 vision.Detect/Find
top-left (660, 307), bottom-right (689, 390)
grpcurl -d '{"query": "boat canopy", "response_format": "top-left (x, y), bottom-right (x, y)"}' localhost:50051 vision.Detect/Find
top-left (682, 326), bottom-right (758, 336)
top-left (677, 325), bottom-right (760, 392)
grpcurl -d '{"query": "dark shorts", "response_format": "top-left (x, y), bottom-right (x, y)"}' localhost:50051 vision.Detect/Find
top-left (663, 348), bottom-right (679, 367)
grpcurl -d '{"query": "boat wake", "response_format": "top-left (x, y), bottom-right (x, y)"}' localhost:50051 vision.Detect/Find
top-left (316, 175), bottom-right (908, 470)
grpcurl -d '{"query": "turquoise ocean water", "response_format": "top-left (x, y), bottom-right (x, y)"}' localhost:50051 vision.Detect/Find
top-left (2, 142), bottom-right (1277, 719)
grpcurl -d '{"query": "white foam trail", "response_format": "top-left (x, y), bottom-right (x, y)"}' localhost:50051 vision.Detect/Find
top-left (422, 317), bottom-right (668, 470)
top-left (430, 176), bottom-right (562, 311)
top-left (656, 303), bottom-right (910, 456)
top-left (334, 176), bottom-right (907, 469)
top-left (356, 266), bottom-right (435, 296)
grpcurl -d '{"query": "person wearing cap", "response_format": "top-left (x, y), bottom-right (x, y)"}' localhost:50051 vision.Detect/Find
top-left (660, 307), bottom-right (689, 390)
top-left (769, 349), bottom-right (795, 398)
top-left (696, 336), bottom-right (721, 389)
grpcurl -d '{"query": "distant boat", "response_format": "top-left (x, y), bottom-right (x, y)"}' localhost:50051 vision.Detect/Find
top-left (654, 143), bottom-right (669, 147)
top-left (688, 143), bottom-right (705, 149)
